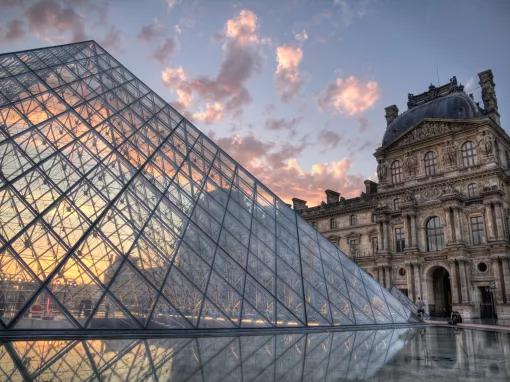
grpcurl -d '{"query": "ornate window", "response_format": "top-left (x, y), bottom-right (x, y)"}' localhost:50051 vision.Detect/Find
top-left (390, 160), bottom-right (403, 184)
top-left (424, 151), bottom-right (438, 176)
top-left (395, 227), bottom-right (405, 253)
top-left (426, 216), bottom-right (444, 252)
top-left (467, 183), bottom-right (477, 198)
top-left (350, 214), bottom-right (357, 226)
top-left (393, 198), bottom-right (400, 210)
top-left (330, 218), bottom-right (337, 230)
top-left (349, 238), bottom-right (359, 256)
top-left (470, 215), bottom-right (485, 245)
top-left (461, 141), bottom-right (477, 167)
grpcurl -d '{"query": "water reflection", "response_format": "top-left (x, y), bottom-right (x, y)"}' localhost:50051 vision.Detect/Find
top-left (2, 327), bottom-right (510, 381)
top-left (0, 328), bottom-right (414, 381)
top-left (373, 327), bottom-right (510, 381)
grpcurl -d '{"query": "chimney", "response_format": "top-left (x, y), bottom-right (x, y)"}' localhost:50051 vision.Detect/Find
top-left (325, 189), bottom-right (340, 204)
top-left (292, 198), bottom-right (308, 211)
top-left (364, 179), bottom-right (378, 195)
top-left (384, 105), bottom-right (399, 126)
top-left (478, 69), bottom-right (500, 125)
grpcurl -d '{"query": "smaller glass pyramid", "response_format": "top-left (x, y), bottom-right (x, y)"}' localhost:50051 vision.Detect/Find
top-left (0, 40), bottom-right (416, 331)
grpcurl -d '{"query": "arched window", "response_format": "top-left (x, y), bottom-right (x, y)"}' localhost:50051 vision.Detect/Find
top-left (461, 141), bottom-right (477, 167)
top-left (424, 151), bottom-right (438, 176)
top-left (390, 160), bottom-right (403, 184)
top-left (467, 183), bottom-right (477, 198)
top-left (426, 216), bottom-right (444, 252)
top-left (350, 214), bottom-right (357, 226)
top-left (330, 218), bottom-right (337, 230)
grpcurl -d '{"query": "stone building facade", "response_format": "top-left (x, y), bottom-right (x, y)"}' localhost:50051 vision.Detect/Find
top-left (295, 70), bottom-right (510, 320)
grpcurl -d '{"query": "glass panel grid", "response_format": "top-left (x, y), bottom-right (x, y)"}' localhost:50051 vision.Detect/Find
top-left (0, 41), bottom-right (414, 331)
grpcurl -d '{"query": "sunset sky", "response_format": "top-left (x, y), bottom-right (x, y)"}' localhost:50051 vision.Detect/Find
top-left (1, 0), bottom-right (510, 206)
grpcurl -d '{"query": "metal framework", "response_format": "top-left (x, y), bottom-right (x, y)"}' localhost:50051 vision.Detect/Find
top-left (0, 328), bottom-right (414, 381)
top-left (0, 41), bottom-right (415, 332)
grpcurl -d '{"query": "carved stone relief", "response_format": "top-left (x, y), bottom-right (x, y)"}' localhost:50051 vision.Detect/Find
top-left (394, 121), bottom-right (463, 148)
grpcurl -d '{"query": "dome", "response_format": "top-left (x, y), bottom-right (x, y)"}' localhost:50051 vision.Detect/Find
top-left (382, 91), bottom-right (482, 147)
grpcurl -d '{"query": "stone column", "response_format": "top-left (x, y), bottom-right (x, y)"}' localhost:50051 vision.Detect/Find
top-left (494, 203), bottom-right (505, 240)
top-left (411, 214), bottom-right (418, 248)
top-left (377, 222), bottom-right (384, 252)
top-left (485, 203), bottom-right (496, 241)
top-left (449, 260), bottom-right (460, 304)
top-left (404, 214), bottom-right (411, 247)
top-left (444, 208), bottom-right (455, 244)
top-left (406, 263), bottom-right (415, 301)
top-left (383, 221), bottom-right (390, 251)
top-left (503, 257), bottom-right (510, 303)
top-left (458, 260), bottom-right (470, 303)
top-left (414, 263), bottom-right (422, 299)
top-left (454, 208), bottom-right (464, 243)
top-left (492, 258), bottom-right (505, 304)
top-left (385, 266), bottom-right (392, 288)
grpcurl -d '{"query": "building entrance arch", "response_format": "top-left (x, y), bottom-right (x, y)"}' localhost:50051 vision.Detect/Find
top-left (426, 266), bottom-right (452, 317)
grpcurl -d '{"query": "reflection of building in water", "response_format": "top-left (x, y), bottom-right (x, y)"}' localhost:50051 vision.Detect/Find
top-left (0, 328), bottom-right (414, 381)
top-left (376, 327), bottom-right (510, 380)
top-left (298, 73), bottom-right (510, 321)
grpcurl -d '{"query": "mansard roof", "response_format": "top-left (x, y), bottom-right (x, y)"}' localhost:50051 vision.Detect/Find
top-left (382, 78), bottom-right (482, 148)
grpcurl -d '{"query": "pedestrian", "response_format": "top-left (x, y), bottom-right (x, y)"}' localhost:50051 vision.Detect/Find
top-left (417, 297), bottom-right (425, 320)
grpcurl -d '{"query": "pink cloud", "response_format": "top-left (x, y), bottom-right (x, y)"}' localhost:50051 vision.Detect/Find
top-left (275, 45), bottom-right (304, 102)
top-left (319, 75), bottom-right (380, 115)
top-left (24, 0), bottom-right (87, 42)
top-left (162, 66), bottom-right (192, 108)
top-left (153, 37), bottom-right (176, 65)
top-left (137, 20), bottom-right (163, 42)
top-left (2, 19), bottom-right (25, 41)
top-left (161, 9), bottom-right (263, 120)
top-left (216, 134), bottom-right (363, 205)
top-left (192, 102), bottom-right (224, 124)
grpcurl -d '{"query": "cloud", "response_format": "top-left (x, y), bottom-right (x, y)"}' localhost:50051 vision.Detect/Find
top-left (1, 19), bottom-right (25, 41)
top-left (265, 116), bottom-right (302, 134)
top-left (99, 25), bottom-right (122, 52)
top-left (275, 45), bottom-right (304, 102)
top-left (24, 0), bottom-right (87, 42)
top-left (319, 75), bottom-right (379, 115)
top-left (138, 20), bottom-right (163, 42)
top-left (318, 129), bottom-right (343, 150)
top-left (161, 9), bottom-right (263, 119)
top-left (152, 37), bottom-right (176, 65)
top-left (216, 134), bottom-right (363, 205)
top-left (162, 66), bottom-right (192, 108)
top-left (294, 29), bottom-right (308, 42)
top-left (166, 0), bottom-right (178, 9)
top-left (192, 102), bottom-right (224, 124)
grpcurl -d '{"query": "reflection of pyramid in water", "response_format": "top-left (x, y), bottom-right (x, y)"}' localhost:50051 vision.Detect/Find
top-left (0, 41), bottom-right (415, 331)
top-left (0, 328), bottom-right (415, 380)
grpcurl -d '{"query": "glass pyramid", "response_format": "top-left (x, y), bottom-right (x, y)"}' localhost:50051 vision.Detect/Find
top-left (0, 40), bottom-right (415, 331)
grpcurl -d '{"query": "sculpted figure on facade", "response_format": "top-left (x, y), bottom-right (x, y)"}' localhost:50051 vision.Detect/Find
top-left (481, 131), bottom-right (494, 156)
top-left (403, 152), bottom-right (417, 177)
top-left (443, 141), bottom-right (458, 167)
top-left (377, 160), bottom-right (387, 182)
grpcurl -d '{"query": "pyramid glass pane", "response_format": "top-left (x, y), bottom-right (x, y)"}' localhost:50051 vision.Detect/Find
top-left (0, 41), bottom-right (416, 332)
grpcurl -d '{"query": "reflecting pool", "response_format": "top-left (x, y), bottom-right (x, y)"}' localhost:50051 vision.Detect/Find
top-left (0, 326), bottom-right (509, 381)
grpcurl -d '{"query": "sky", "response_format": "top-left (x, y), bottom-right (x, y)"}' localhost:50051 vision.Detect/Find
top-left (1, 0), bottom-right (510, 206)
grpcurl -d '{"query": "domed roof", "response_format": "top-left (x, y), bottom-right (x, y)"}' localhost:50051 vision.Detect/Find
top-left (382, 84), bottom-right (482, 147)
